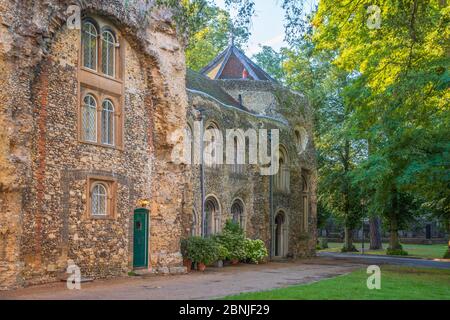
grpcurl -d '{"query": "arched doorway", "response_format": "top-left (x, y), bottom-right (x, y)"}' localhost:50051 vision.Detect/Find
top-left (274, 211), bottom-right (288, 258)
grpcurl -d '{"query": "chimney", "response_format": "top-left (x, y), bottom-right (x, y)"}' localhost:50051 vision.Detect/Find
top-left (242, 68), bottom-right (249, 79)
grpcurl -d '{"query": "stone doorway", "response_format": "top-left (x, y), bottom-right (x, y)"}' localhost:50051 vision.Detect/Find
top-left (274, 211), bottom-right (288, 258)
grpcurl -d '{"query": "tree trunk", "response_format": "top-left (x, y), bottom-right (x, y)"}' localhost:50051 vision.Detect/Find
top-left (369, 216), bottom-right (382, 250)
top-left (343, 226), bottom-right (357, 252)
top-left (388, 191), bottom-right (402, 250)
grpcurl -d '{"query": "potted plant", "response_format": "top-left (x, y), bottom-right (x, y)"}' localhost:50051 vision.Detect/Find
top-left (184, 237), bottom-right (218, 272)
top-left (215, 244), bottom-right (229, 268)
top-left (180, 239), bottom-right (192, 272)
top-left (215, 220), bottom-right (246, 265)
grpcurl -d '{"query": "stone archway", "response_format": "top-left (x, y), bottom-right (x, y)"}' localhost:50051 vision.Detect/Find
top-left (274, 211), bottom-right (288, 258)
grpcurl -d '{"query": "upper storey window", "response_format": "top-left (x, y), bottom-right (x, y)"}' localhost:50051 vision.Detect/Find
top-left (81, 20), bottom-right (118, 79)
top-left (79, 17), bottom-right (123, 149)
top-left (82, 22), bottom-right (98, 71)
top-left (102, 30), bottom-right (116, 77)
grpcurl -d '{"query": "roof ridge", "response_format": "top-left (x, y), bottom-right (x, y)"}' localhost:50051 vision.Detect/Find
top-left (199, 44), bottom-right (276, 82)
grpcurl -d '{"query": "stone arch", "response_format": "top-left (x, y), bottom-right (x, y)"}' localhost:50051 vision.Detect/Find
top-left (204, 194), bottom-right (222, 236)
top-left (273, 209), bottom-right (289, 258)
top-left (230, 198), bottom-right (246, 230)
top-left (204, 121), bottom-right (223, 168)
top-left (294, 126), bottom-right (309, 153)
top-left (191, 208), bottom-right (200, 236)
top-left (275, 144), bottom-right (290, 193)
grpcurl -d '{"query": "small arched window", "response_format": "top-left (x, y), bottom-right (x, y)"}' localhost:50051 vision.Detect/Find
top-left (231, 200), bottom-right (245, 228)
top-left (205, 197), bottom-right (221, 236)
top-left (275, 147), bottom-right (290, 193)
top-left (101, 99), bottom-right (115, 145)
top-left (92, 184), bottom-right (107, 216)
top-left (82, 22), bottom-right (98, 70)
top-left (82, 94), bottom-right (97, 142)
top-left (205, 123), bottom-right (222, 168)
top-left (102, 30), bottom-right (116, 77)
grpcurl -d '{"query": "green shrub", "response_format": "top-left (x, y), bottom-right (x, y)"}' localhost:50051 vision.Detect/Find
top-left (244, 239), bottom-right (268, 264)
top-left (217, 244), bottom-right (230, 261)
top-left (318, 237), bottom-right (328, 249)
top-left (341, 245), bottom-right (359, 253)
top-left (183, 236), bottom-right (219, 264)
top-left (386, 248), bottom-right (408, 256)
top-left (214, 220), bottom-right (246, 261)
top-left (223, 220), bottom-right (245, 236)
top-left (443, 250), bottom-right (450, 259)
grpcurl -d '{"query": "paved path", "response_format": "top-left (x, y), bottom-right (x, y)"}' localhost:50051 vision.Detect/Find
top-left (0, 259), bottom-right (362, 300)
top-left (318, 252), bottom-right (450, 269)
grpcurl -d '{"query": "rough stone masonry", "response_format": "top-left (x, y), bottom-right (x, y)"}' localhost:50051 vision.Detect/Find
top-left (0, 0), bottom-right (317, 290)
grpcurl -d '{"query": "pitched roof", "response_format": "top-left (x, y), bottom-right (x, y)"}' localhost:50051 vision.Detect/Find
top-left (186, 69), bottom-right (250, 111)
top-left (199, 44), bottom-right (276, 82)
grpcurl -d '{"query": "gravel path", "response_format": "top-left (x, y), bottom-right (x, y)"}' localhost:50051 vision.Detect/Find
top-left (0, 258), bottom-right (362, 300)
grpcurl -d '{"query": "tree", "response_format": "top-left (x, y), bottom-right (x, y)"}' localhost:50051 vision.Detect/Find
top-left (281, 33), bottom-right (366, 251)
top-left (185, 6), bottom-right (250, 71)
top-left (253, 46), bottom-right (287, 82)
top-left (313, 0), bottom-right (449, 255)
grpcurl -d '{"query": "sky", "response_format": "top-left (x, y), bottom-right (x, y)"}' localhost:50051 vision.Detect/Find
top-left (215, 0), bottom-right (317, 56)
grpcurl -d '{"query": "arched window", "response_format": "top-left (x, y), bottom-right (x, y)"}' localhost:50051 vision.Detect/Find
top-left (275, 146), bottom-right (290, 193)
top-left (102, 30), bottom-right (116, 77)
top-left (294, 127), bottom-right (309, 153)
top-left (82, 21), bottom-right (98, 70)
top-left (82, 94), bottom-right (97, 142)
top-left (101, 99), bottom-right (115, 145)
top-left (231, 200), bottom-right (245, 228)
top-left (205, 197), bottom-right (221, 236)
top-left (92, 183), bottom-right (107, 216)
top-left (205, 123), bottom-right (222, 168)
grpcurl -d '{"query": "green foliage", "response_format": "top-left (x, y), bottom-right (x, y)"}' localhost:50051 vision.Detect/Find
top-left (318, 237), bottom-right (328, 249)
top-left (185, 5), bottom-right (250, 71)
top-left (243, 239), bottom-right (268, 264)
top-left (252, 46), bottom-right (287, 82)
top-left (341, 245), bottom-right (358, 253)
top-left (183, 236), bottom-right (219, 264)
top-left (216, 244), bottom-right (230, 261)
top-left (386, 248), bottom-right (409, 257)
top-left (444, 249), bottom-right (450, 260)
top-left (214, 220), bottom-right (247, 261)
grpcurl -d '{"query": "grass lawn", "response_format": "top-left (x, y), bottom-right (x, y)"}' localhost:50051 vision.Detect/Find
top-left (222, 266), bottom-right (450, 300)
top-left (320, 242), bottom-right (448, 259)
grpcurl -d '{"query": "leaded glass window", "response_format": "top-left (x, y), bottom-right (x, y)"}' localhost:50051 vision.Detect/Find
top-left (102, 30), bottom-right (115, 77)
top-left (82, 22), bottom-right (98, 70)
top-left (101, 99), bottom-right (114, 145)
top-left (92, 184), bottom-right (107, 216)
top-left (82, 95), bottom-right (97, 142)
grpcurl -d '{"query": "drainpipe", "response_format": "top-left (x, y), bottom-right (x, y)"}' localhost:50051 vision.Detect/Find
top-left (195, 108), bottom-right (206, 238)
top-left (269, 174), bottom-right (274, 259)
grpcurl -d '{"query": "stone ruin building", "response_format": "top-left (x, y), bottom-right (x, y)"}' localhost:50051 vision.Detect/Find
top-left (0, 1), bottom-right (317, 289)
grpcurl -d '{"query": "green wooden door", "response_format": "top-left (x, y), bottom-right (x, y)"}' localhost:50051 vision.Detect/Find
top-left (133, 209), bottom-right (149, 268)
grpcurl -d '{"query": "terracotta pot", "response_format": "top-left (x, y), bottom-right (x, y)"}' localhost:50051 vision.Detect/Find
top-left (198, 262), bottom-right (206, 272)
top-left (231, 259), bottom-right (239, 265)
top-left (183, 259), bottom-right (192, 272)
